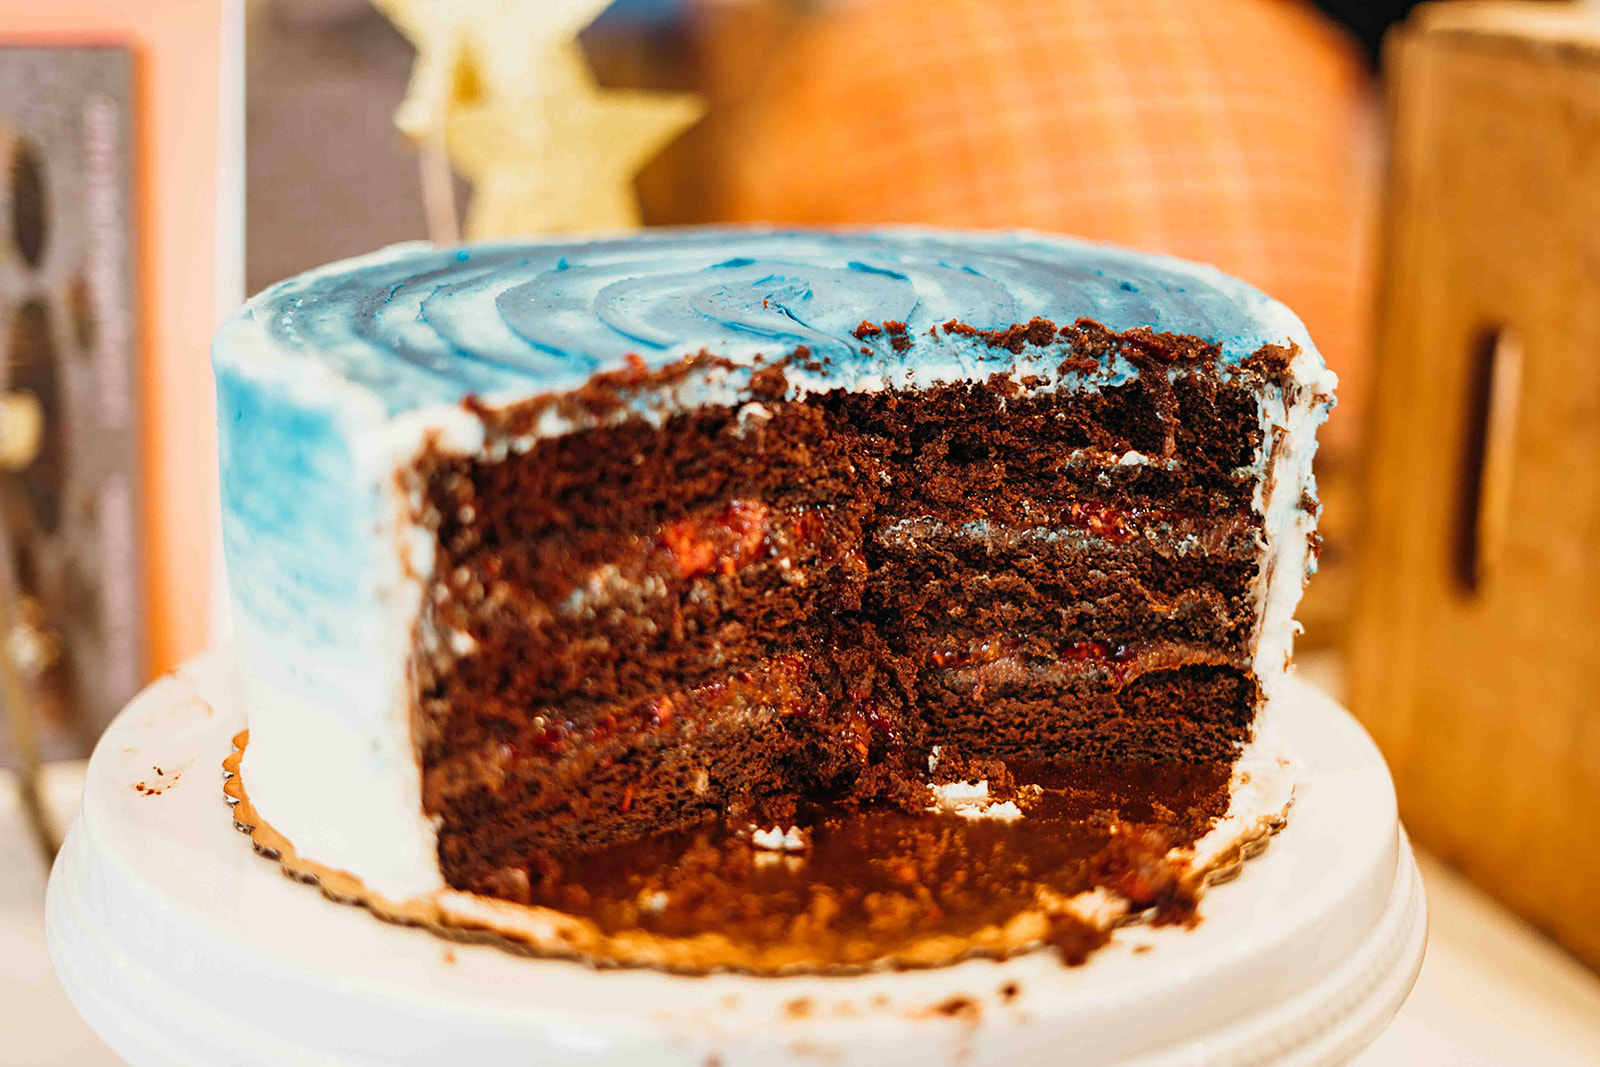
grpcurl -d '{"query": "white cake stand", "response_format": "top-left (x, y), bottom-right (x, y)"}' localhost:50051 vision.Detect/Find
top-left (47, 650), bottom-right (1423, 1066)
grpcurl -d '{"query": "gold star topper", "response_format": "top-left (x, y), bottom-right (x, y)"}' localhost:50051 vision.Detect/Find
top-left (374, 0), bottom-right (704, 239)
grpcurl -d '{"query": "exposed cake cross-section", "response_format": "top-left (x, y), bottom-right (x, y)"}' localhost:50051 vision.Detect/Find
top-left (214, 228), bottom-right (1334, 971)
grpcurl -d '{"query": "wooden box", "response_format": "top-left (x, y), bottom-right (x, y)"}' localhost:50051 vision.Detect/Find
top-left (1349, 2), bottom-right (1600, 969)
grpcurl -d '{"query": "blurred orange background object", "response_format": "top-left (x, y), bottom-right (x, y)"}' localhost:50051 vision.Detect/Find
top-left (695, 0), bottom-right (1377, 455)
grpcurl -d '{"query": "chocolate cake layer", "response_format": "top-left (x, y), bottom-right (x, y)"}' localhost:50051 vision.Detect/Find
top-left (922, 662), bottom-right (1255, 763)
top-left (414, 367), bottom-right (1270, 900)
top-left (425, 646), bottom-right (923, 855)
top-left (868, 526), bottom-right (1261, 648)
top-left (497, 760), bottom-right (1233, 969)
top-left (420, 507), bottom-right (1258, 719)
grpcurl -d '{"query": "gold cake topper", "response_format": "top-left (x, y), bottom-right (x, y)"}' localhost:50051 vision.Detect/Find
top-left (374, 0), bottom-right (704, 240)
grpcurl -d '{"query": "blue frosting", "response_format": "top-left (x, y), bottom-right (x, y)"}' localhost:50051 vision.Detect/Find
top-left (224, 227), bottom-right (1315, 414)
top-left (215, 360), bottom-right (383, 652)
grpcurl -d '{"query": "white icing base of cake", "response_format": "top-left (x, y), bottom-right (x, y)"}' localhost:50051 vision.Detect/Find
top-left (233, 624), bottom-right (444, 901)
top-left (1185, 717), bottom-right (1299, 873)
top-left (1250, 351), bottom-right (1339, 713)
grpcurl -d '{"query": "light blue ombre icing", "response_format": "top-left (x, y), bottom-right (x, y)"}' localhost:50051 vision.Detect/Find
top-left (212, 228), bottom-right (1334, 899)
top-left (221, 227), bottom-right (1319, 415)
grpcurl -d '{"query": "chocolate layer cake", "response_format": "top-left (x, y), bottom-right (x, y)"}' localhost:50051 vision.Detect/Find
top-left (214, 229), bottom-right (1334, 971)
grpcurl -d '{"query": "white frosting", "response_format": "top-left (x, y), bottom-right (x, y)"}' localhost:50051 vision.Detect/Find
top-left (235, 628), bottom-right (441, 898)
top-left (929, 780), bottom-right (991, 803)
top-left (1184, 713), bottom-right (1298, 872)
top-left (749, 825), bottom-right (809, 852)
top-left (966, 801), bottom-right (1025, 823)
top-left (1060, 886), bottom-right (1129, 928)
top-left (926, 779), bottom-right (1026, 822)
top-left (1249, 349), bottom-right (1338, 714)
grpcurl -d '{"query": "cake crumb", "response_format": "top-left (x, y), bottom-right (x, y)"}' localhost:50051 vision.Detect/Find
top-left (733, 401), bottom-right (773, 436)
top-left (930, 780), bottom-right (989, 803)
top-left (750, 824), bottom-right (808, 852)
top-left (134, 764), bottom-right (183, 796)
top-left (928, 996), bottom-right (980, 1022)
top-left (927, 780), bottom-right (1025, 822)
top-left (965, 801), bottom-right (1023, 822)
top-left (1047, 913), bottom-right (1113, 966)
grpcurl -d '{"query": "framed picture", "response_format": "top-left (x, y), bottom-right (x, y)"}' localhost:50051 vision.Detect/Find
top-left (0, 45), bottom-right (141, 763)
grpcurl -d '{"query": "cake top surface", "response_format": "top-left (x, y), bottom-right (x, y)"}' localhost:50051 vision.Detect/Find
top-left (216, 227), bottom-right (1321, 415)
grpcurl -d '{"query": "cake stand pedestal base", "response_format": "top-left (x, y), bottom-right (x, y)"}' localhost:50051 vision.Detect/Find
top-left (47, 649), bottom-right (1424, 1066)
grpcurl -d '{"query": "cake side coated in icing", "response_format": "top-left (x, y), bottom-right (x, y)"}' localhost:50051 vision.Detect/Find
top-left (213, 227), bottom-right (1334, 907)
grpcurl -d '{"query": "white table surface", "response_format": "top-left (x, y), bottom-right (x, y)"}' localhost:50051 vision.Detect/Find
top-left (7, 680), bottom-right (1600, 1064)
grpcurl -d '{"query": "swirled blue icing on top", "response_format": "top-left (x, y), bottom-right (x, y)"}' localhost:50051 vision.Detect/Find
top-left (219, 227), bottom-right (1317, 415)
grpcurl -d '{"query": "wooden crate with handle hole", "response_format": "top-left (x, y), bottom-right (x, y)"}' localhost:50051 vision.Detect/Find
top-left (1349, 1), bottom-right (1600, 971)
